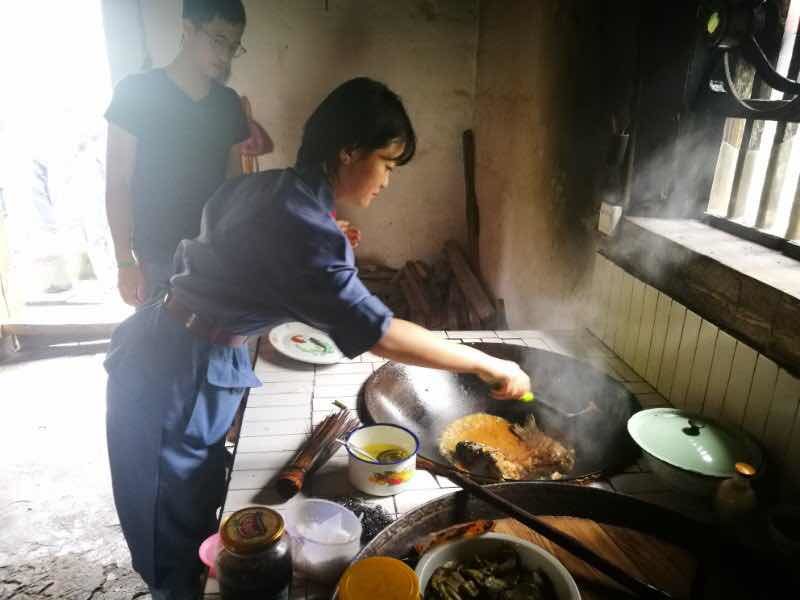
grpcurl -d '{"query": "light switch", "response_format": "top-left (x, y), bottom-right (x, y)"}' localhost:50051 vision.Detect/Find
top-left (598, 202), bottom-right (623, 236)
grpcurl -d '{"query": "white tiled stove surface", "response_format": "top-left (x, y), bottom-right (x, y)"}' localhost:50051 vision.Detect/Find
top-left (203, 329), bottom-right (693, 599)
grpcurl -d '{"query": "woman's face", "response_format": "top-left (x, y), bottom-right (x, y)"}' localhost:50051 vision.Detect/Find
top-left (333, 141), bottom-right (405, 208)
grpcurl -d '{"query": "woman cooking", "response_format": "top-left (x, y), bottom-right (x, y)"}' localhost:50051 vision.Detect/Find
top-left (104, 77), bottom-right (530, 599)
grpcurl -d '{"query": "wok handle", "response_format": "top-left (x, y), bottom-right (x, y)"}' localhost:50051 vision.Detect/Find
top-left (417, 456), bottom-right (674, 600)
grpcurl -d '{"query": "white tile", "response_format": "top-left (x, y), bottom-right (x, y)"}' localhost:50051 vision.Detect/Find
top-left (249, 381), bottom-right (313, 396)
top-left (313, 395), bottom-right (358, 411)
top-left (764, 370), bottom-right (800, 466)
top-left (613, 272), bottom-right (635, 356)
top-left (481, 338), bottom-right (502, 343)
top-left (240, 419), bottom-right (310, 437)
top-left (498, 329), bottom-right (557, 339)
top-left (594, 255), bottom-right (613, 339)
top-left (223, 489), bottom-right (300, 513)
top-left (684, 320), bottom-right (719, 414)
top-left (429, 330), bottom-right (448, 337)
top-left (314, 362), bottom-right (374, 375)
top-left (313, 384), bottom-right (364, 398)
top-left (656, 302), bottom-right (687, 399)
top-left (645, 293), bottom-right (672, 386)
top-left (435, 475), bottom-right (459, 488)
top-left (233, 450), bottom-right (297, 471)
top-left (632, 285), bottom-right (659, 377)
top-left (622, 279), bottom-right (646, 366)
top-left (501, 339), bottom-right (527, 347)
top-left (605, 357), bottom-right (642, 382)
top-left (602, 264), bottom-right (624, 348)
top-left (394, 488), bottom-right (454, 513)
top-left (229, 468), bottom-right (281, 491)
top-left (522, 337), bottom-right (551, 351)
top-left (257, 370), bottom-right (315, 383)
top-left (446, 330), bottom-right (494, 339)
top-left (237, 433), bottom-right (308, 453)
top-left (580, 330), bottom-right (615, 357)
top-left (244, 405), bottom-right (310, 422)
top-left (314, 372), bottom-right (373, 386)
top-left (742, 355), bottom-right (779, 439)
top-left (246, 392), bottom-right (312, 408)
top-left (720, 343), bottom-right (758, 428)
top-left (589, 254), bottom-right (608, 337)
top-left (703, 331), bottom-right (737, 420)
top-left (254, 361), bottom-right (315, 376)
top-left (669, 310), bottom-right (702, 409)
top-left (359, 351), bottom-right (387, 364)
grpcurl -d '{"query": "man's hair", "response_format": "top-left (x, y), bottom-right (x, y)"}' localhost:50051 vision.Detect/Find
top-left (297, 78), bottom-right (416, 171)
top-left (183, 0), bottom-right (246, 26)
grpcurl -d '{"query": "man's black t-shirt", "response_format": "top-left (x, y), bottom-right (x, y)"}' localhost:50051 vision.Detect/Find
top-left (105, 69), bottom-right (249, 263)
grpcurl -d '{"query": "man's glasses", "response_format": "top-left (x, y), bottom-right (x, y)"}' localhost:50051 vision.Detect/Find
top-left (200, 27), bottom-right (246, 59)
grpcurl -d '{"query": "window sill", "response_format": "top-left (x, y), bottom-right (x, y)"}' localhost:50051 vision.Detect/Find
top-left (602, 217), bottom-right (800, 376)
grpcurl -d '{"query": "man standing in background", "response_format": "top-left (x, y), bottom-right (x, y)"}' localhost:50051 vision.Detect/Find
top-left (105, 0), bottom-right (253, 307)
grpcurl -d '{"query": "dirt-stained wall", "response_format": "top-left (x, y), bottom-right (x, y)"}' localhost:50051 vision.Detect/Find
top-left (473, 0), bottom-right (638, 328)
top-left (137, 0), bottom-right (478, 267)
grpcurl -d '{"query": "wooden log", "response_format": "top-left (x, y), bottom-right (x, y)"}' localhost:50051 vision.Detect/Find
top-left (444, 240), bottom-right (496, 323)
top-left (399, 276), bottom-right (427, 327)
top-left (445, 280), bottom-right (461, 330)
top-left (403, 262), bottom-right (433, 321)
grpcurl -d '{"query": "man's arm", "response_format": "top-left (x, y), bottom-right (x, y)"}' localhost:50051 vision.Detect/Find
top-left (105, 123), bottom-right (144, 305)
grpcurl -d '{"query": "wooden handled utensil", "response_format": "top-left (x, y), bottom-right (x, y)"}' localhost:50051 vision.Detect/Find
top-left (417, 455), bottom-right (674, 599)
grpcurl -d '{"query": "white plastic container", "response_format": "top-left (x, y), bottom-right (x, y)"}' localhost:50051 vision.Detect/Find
top-left (285, 499), bottom-right (362, 584)
top-left (346, 424), bottom-right (419, 496)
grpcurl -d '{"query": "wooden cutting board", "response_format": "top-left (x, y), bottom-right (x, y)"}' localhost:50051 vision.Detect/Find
top-left (493, 517), bottom-right (696, 600)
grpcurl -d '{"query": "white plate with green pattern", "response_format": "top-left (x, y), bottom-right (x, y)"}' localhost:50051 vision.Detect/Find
top-left (268, 322), bottom-right (343, 365)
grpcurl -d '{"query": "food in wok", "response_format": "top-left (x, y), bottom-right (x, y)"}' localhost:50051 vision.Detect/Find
top-left (439, 413), bottom-right (575, 480)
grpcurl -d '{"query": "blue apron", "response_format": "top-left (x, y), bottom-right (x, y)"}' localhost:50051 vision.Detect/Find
top-left (105, 302), bottom-right (260, 592)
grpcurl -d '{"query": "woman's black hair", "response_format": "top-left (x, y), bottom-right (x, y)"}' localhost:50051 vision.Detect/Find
top-left (183, 0), bottom-right (246, 26)
top-left (296, 78), bottom-right (416, 171)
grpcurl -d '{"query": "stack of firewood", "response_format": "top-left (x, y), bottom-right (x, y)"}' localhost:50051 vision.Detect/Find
top-left (359, 240), bottom-right (505, 330)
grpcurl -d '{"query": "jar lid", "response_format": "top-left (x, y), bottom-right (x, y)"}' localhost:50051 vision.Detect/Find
top-left (627, 408), bottom-right (763, 478)
top-left (220, 506), bottom-right (284, 555)
top-left (337, 557), bottom-right (420, 600)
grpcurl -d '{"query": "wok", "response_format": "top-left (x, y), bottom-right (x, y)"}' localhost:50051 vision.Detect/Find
top-left (359, 343), bottom-right (641, 481)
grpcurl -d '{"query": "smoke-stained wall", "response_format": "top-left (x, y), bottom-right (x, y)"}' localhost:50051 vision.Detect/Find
top-left (136, 0), bottom-right (479, 268)
top-left (473, 0), bottom-right (640, 328)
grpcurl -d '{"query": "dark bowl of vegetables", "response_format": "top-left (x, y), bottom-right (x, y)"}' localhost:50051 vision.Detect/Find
top-left (414, 532), bottom-right (580, 600)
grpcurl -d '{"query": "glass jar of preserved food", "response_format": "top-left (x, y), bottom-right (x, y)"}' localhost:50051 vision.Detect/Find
top-left (216, 506), bottom-right (292, 600)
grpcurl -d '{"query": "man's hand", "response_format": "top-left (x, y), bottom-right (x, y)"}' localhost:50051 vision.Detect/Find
top-left (336, 220), bottom-right (362, 248)
top-left (118, 264), bottom-right (145, 306)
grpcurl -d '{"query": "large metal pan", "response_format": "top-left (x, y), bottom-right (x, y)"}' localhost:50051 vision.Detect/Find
top-left (359, 343), bottom-right (641, 481)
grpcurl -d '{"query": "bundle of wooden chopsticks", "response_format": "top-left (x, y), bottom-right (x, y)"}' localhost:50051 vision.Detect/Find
top-left (274, 400), bottom-right (360, 499)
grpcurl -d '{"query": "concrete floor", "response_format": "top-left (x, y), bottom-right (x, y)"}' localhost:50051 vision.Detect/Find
top-left (0, 343), bottom-right (148, 599)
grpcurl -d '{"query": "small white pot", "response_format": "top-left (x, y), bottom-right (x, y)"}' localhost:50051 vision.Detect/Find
top-left (346, 424), bottom-right (419, 496)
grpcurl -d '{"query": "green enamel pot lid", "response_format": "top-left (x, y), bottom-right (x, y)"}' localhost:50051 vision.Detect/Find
top-left (627, 408), bottom-right (763, 478)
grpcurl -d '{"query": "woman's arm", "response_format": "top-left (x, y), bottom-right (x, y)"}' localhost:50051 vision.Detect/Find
top-left (371, 318), bottom-right (530, 400)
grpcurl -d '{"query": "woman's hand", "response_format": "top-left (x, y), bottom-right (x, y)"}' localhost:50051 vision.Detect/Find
top-left (477, 357), bottom-right (531, 400)
top-left (336, 219), bottom-right (362, 248)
